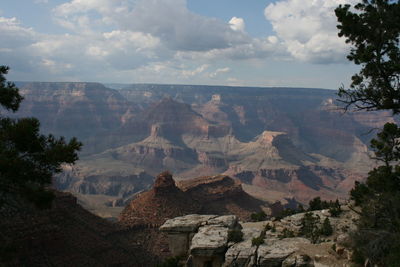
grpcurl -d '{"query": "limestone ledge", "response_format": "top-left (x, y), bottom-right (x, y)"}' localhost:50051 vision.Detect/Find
top-left (160, 208), bottom-right (357, 267)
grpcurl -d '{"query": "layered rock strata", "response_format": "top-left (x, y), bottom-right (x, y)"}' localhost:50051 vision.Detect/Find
top-left (160, 205), bottom-right (358, 266)
top-left (119, 172), bottom-right (264, 227)
top-left (160, 214), bottom-right (239, 267)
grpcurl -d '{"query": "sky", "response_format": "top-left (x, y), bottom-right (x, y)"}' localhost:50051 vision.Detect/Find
top-left (0, 0), bottom-right (360, 89)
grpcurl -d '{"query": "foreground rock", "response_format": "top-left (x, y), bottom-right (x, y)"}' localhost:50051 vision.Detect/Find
top-left (257, 238), bottom-right (311, 266)
top-left (160, 206), bottom-right (358, 266)
top-left (161, 214), bottom-right (239, 266)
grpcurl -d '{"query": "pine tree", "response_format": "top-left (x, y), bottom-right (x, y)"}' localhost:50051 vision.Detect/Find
top-left (335, 1), bottom-right (400, 264)
top-left (0, 66), bottom-right (82, 209)
top-left (321, 218), bottom-right (333, 236)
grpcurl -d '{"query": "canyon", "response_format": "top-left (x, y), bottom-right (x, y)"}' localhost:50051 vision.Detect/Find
top-left (9, 82), bottom-right (394, 216)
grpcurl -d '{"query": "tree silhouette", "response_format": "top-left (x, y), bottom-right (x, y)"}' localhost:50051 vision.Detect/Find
top-left (335, 1), bottom-right (400, 265)
top-left (336, 0), bottom-right (400, 113)
top-left (0, 66), bottom-right (82, 209)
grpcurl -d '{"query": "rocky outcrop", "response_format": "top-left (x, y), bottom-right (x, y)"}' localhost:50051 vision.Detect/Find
top-left (257, 238), bottom-right (312, 266)
top-left (160, 205), bottom-right (358, 266)
top-left (160, 214), bottom-right (239, 267)
top-left (159, 214), bottom-right (314, 267)
top-left (13, 83), bottom-right (389, 212)
top-left (119, 172), bottom-right (200, 227)
top-left (119, 173), bottom-right (264, 228)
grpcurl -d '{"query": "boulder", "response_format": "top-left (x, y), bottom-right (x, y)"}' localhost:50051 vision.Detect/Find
top-left (190, 225), bottom-right (229, 256)
top-left (257, 238), bottom-right (311, 266)
top-left (160, 214), bottom-right (217, 233)
top-left (160, 214), bottom-right (218, 256)
top-left (282, 254), bottom-right (314, 267)
top-left (208, 215), bottom-right (238, 229)
top-left (224, 225), bottom-right (263, 267)
top-left (224, 240), bottom-right (257, 267)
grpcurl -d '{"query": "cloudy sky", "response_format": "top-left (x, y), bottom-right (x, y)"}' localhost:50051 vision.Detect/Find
top-left (1, 0), bottom-right (359, 89)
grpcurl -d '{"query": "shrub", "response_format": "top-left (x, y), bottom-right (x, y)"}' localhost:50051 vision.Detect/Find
top-left (251, 236), bottom-right (264, 246)
top-left (228, 229), bottom-right (243, 243)
top-left (299, 212), bottom-right (321, 243)
top-left (321, 218), bottom-right (333, 236)
top-left (251, 211), bottom-right (267, 222)
top-left (279, 228), bottom-right (295, 239)
top-left (308, 197), bottom-right (325, 211)
top-left (307, 197), bottom-right (342, 217)
top-left (252, 229), bottom-right (266, 246)
top-left (328, 200), bottom-right (342, 217)
top-left (275, 208), bottom-right (298, 220)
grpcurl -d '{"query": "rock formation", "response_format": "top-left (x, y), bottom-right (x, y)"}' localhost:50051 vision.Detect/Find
top-left (160, 214), bottom-right (240, 266)
top-left (119, 171), bottom-right (200, 227)
top-left (119, 172), bottom-right (264, 227)
top-left (12, 82), bottom-right (391, 212)
top-left (159, 204), bottom-right (358, 266)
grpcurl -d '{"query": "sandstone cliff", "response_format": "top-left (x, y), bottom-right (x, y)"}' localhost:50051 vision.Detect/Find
top-left (11, 83), bottom-right (391, 210)
top-left (119, 172), bottom-right (264, 227)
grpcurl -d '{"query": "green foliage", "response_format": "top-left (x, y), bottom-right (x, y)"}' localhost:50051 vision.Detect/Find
top-left (370, 123), bottom-right (400, 166)
top-left (156, 256), bottom-right (182, 267)
top-left (275, 204), bottom-right (307, 220)
top-left (329, 199), bottom-right (342, 217)
top-left (250, 211), bottom-right (267, 222)
top-left (275, 208), bottom-right (298, 220)
top-left (335, 0), bottom-right (400, 114)
top-left (308, 197), bottom-right (327, 211)
top-left (308, 196), bottom-right (337, 211)
top-left (350, 181), bottom-right (370, 206)
top-left (299, 212), bottom-right (321, 244)
top-left (321, 218), bottom-right (333, 236)
top-left (0, 66), bottom-right (23, 112)
top-left (278, 228), bottom-right (295, 239)
top-left (0, 66), bottom-right (82, 208)
top-left (228, 229), bottom-right (243, 243)
top-left (252, 229), bottom-right (266, 246)
top-left (264, 223), bottom-right (272, 231)
top-left (348, 124), bottom-right (400, 265)
top-left (251, 236), bottom-right (264, 247)
top-left (307, 197), bottom-right (342, 217)
top-left (335, 1), bottom-right (400, 264)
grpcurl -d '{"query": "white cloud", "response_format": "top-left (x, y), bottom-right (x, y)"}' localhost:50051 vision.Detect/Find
top-left (0, 17), bottom-right (37, 48)
top-left (264, 0), bottom-right (358, 63)
top-left (267, 36), bottom-right (278, 45)
top-left (53, 0), bottom-right (250, 52)
top-left (209, 67), bottom-right (230, 78)
top-left (44, 0), bottom-right (280, 78)
top-left (54, 0), bottom-right (117, 17)
top-left (229, 17), bottom-right (245, 32)
top-left (182, 64), bottom-right (209, 77)
top-left (3, 0), bottom-right (355, 85)
top-left (175, 36), bottom-right (284, 62)
top-left (0, 14), bottom-right (167, 80)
